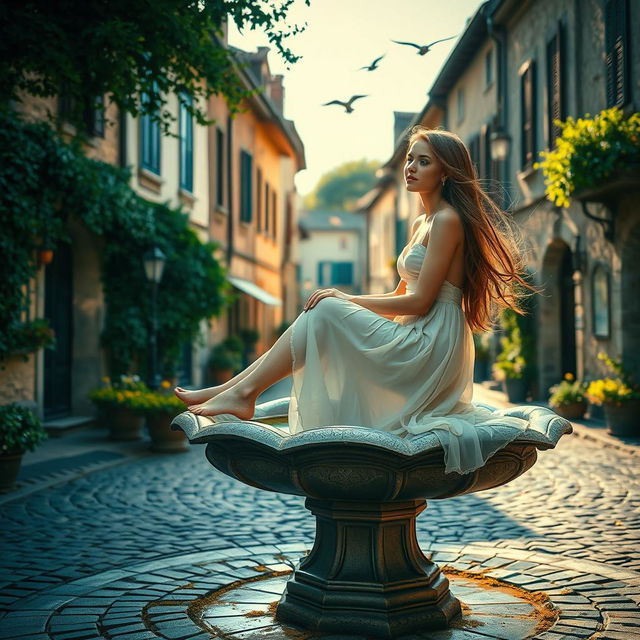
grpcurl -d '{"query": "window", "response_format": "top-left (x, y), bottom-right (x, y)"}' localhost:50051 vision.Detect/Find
top-left (480, 123), bottom-right (501, 201)
top-left (239, 150), bottom-right (253, 223)
top-left (256, 168), bottom-right (263, 232)
top-left (520, 60), bottom-right (537, 170)
top-left (265, 182), bottom-right (271, 234)
top-left (605, 0), bottom-right (630, 108)
top-left (59, 93), bottom-right (105, 137)
top-left (179, 93), bottom-right (193, 192)
top-left (546, 24), bottom-right (566, 148)
top-left (317, 262), bottom-right (354, 287)
top-left (140, 84), bottom-right (161, 175)
top-left (456, 88), bottom-right (465, 123)
top-left (216, 127), bottom-right (225, 208)
top-left (485, 48), bottom-right (494, 88)
top-left (271, 190), bottom-right (277, 239)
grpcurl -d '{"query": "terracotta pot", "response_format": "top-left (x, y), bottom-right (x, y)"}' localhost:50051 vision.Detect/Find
top-left (503, 378), bottom-right (528, 403)
top-left (551, 401), bottom-right (587, 420)
top-left (147, 412), bottom-right (189, 453)
top-left (106, 406), bottom-right (144, 441)
top-left (0, 452), bottom-right (24, 491)
top-left (604, 401), bottom-right (640, 437)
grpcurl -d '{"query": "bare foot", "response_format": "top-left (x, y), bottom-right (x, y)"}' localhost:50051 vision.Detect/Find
top-left (188, 386), bottom-right (256, 420)
top-left (174, 386), bottom-right (223, 406)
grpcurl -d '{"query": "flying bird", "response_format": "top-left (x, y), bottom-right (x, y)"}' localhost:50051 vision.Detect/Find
top-left (359, 54), bottom-right (385, 71)
top-left (391, 36), bottom-right (458, 55)
top-left (322, 95), bottom-right (368, 113)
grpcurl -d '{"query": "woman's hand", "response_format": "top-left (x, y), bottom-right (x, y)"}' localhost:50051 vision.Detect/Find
top-left (303, 288), bottom-right (352, 311)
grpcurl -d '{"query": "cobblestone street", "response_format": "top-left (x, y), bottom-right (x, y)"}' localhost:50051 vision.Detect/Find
top-left (1, 388), bottom-right (639, 639)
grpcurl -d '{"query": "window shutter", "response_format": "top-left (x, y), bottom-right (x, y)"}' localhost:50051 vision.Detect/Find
top-left (605, 0), bottom-right (629, 107)
top-left (521, 61), bottom-right (536, 169)
top-left (547, 25), bottom-right (564, 147)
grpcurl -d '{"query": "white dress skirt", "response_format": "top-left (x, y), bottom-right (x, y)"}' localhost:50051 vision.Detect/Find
top-left (287, 241), bottom-right (531, 475)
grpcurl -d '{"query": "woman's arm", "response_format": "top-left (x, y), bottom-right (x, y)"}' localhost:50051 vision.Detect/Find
top-left (306, 211), bottom-right (463, 316)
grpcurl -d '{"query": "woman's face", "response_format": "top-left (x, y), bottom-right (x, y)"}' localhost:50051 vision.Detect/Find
top-left (404, 138), bottom-right (446, 193)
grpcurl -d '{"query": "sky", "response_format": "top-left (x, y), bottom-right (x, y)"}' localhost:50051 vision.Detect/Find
top-left (228, 0), bottom-right (484, 196)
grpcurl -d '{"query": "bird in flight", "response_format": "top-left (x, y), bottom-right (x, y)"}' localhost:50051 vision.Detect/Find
top-left (391, 36), bottom-right (458, 55)
top-left (322, 95), bottom-right (368, 113)
top-left (359, 54), bottom-right (385, 71)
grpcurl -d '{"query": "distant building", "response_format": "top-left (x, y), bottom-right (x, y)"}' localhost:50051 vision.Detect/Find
top-left (297, 210), bottom-right (367, 309)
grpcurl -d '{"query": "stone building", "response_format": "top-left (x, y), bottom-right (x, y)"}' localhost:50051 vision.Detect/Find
top-left (361, 0), bottom-right (639, 399)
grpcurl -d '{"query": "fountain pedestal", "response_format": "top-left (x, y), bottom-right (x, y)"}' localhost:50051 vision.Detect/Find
top-left (277, 498), bottom-right (460, 636)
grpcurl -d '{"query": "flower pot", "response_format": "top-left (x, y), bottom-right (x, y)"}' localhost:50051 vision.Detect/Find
top-left (147, 412), bottom-right (189, 453)
top-left (0, 452), bottom-right (23, 491)
top-left (551, 401), bottom-right (587, 420)
top-left (604, 401), bottom-right (640, 437)
top-left (503, 378), bottom-right (528, 403)
top-left (106, 406), bottom-right (144, 441)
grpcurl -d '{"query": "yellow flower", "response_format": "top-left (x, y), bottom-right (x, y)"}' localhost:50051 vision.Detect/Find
top-left (564, 372), bottom-right (574, 381)
top-left (161, 380), bottom-right (171, 389)
top-left (102, 376), bottom-right (111, 384)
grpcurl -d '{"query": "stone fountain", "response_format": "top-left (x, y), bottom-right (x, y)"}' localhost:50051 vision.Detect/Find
top-left (172, 398), bottom-right (571, 639)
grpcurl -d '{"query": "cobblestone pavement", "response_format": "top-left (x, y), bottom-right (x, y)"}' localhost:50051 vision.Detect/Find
top-left (1, 413), bottom-right (639, 639)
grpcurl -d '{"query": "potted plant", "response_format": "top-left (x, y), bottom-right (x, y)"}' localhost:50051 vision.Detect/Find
top-left (238, 327), bottom-right (260, 365)
top-left (548, 373), bottom-right (587, 420)
top-left (585, 353), bottom-right (640, 437)
top-left (535, 107), bottom-right (640, 208)
top-left (136, 381), bottom-right (189, 453)
top-left (88, 374), bottom-right (149, 441)
top-left (207, 342), bottom-right (242, 384)
top-left (492, 308), bottom-right (534, 403)
top-left (0, 403), bottom-right (47, 491)
top-left (473, 332), bottom-right (491, 382)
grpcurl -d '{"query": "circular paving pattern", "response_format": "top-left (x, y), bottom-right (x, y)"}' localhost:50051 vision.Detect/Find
top-left (3, 542), bottom-right (638, 639)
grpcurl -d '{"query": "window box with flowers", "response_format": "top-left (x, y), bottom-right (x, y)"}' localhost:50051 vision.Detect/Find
top-left (88, 375), bottom-right (149, 441)
top-left (585, 353), bottom-right (640, 437)
top-left (548, 373), bottom-right (587, 420)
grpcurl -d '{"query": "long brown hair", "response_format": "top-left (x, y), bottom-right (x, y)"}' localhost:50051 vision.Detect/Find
top-left (409, 126), bottom-right (534, 332)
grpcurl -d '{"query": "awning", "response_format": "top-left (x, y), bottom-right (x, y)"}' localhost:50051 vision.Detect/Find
top-left (227, 276), bottom-right (282, 306)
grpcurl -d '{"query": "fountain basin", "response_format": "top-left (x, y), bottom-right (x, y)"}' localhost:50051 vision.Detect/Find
top-left (172, 399), bottom-right (571, 638)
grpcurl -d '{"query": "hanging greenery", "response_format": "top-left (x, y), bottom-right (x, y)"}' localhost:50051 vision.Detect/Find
top-left (535, 107), bottom-right (640, 208)
top-left (0, 109), bottom-right (229, 373)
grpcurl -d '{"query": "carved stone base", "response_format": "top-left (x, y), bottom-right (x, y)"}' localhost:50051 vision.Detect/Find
top-left (275, 498), bottom-right (461, 638)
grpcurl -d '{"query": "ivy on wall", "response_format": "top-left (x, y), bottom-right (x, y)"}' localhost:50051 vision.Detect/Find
top-left (0, 109), bottom-right (229, 375)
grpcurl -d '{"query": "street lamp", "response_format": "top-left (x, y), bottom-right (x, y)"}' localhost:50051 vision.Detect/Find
top-left (143, 246), bottom-right (166, 389)
top-left (490, 126), bottom-right (511, 162)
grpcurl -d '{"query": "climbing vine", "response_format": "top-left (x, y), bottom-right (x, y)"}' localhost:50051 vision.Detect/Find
top-left (0, 109), bottom-right (228, 374)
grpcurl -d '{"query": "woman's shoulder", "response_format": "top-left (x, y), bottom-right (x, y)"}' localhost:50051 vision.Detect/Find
top-left (433, 207), bottom-right (464, 232)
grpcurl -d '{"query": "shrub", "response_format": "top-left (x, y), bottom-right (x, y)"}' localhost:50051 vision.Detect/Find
top-left (0, 403), bottom-right (47, 455)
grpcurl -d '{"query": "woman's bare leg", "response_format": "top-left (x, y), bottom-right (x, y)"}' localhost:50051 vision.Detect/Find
top-left (174, 352), bottom-right (268, 405)
top-left (189, 325), bottom-right (294, 417)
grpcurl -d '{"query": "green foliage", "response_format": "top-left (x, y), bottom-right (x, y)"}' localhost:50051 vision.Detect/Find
top-left (492, 301), bottom-right (536, 382)
top-left (305, 159), bottom-right (380, 211)
top-left (0, 110), bottom-right (228, 374)
top-left (100, 201), bottom-right (228, 377)
top-left (473, 332), bottom-right (491, 363)
top-left (207, 343), bottom-right (242, 372)
top-left (548, 373), bottom-right (587, 407)
top-left (535, 107), bottom-right (640, 208)
top-left (0, 0), bottom-right (310, 135)
top-left (0, 403), bottom-right (47, 455)
top-left (238, 328), bottom-right (260, 346)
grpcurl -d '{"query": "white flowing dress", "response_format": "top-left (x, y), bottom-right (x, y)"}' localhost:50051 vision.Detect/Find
top-left (287, 237), bottom-right (531, 475)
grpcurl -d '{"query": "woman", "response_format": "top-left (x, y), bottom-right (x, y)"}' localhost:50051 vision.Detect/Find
top-left (175, 127), bottom-right (534, 474)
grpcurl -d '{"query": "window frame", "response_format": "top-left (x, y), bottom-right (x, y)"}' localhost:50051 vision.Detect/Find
top-left (179, 93), bottom-right (194, 193)
top-left (140, 83), bottom-right (161, 176)
top-left (519, 59), bottom-right (537, 171)
top-left (239, 149), bottom-right (253, 224)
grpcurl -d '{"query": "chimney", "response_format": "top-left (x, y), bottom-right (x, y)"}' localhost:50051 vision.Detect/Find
top-left (267, 74), bottom-right (285, 113)
top-left (219, 18), bottom-right (229, 47)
